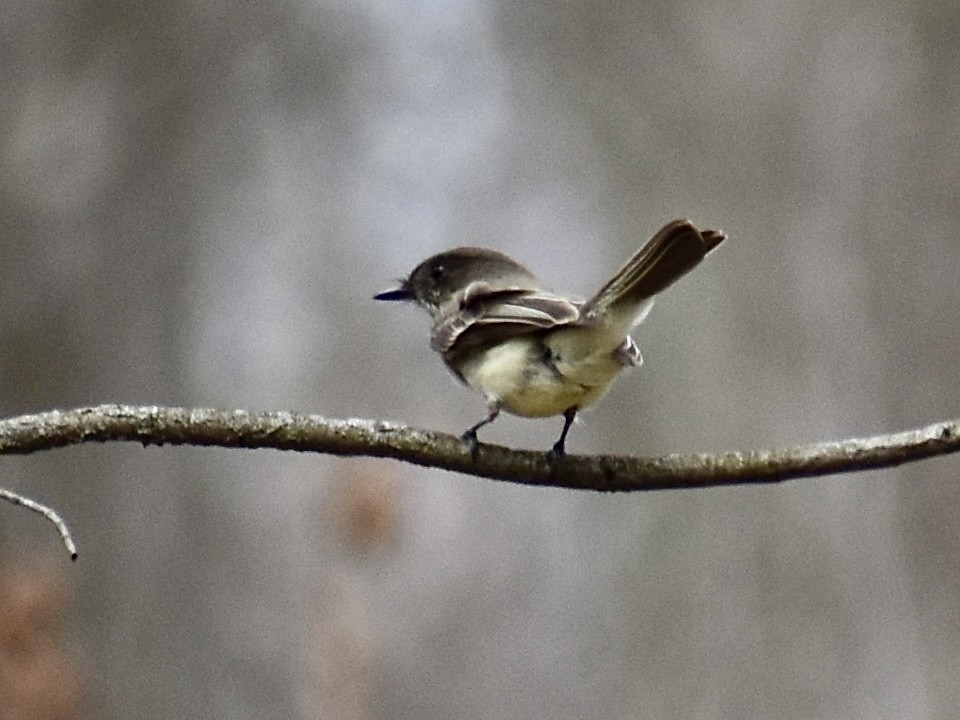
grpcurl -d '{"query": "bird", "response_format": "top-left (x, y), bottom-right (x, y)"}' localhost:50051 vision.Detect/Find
top-left (374, 219), bottom-right (726, 458)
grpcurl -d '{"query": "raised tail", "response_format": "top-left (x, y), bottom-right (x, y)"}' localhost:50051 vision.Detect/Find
top-left (581, 219), bottom-right (725, 325)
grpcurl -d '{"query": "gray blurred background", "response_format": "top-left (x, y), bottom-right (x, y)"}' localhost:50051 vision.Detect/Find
top-left (1, 0), bottom-right (958, 717)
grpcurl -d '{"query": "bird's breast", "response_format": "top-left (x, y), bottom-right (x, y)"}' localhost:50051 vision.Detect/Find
top-left (451, 332), bottom-right (627, 418)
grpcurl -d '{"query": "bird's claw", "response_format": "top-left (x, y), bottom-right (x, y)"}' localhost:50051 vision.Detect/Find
top-left (546, 440), bottom-right (566, 463)
top-left (462, 429), bottom-right (480, 460)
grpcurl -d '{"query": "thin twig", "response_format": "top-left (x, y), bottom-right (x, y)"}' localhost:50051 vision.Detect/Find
top-left (0, 405), bottom-right (955, 493)
top-left (0, 487), bottom-right (77, 560)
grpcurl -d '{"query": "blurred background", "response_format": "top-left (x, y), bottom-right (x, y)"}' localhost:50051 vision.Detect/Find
top-left (1, 0), bottom-right (958, 717)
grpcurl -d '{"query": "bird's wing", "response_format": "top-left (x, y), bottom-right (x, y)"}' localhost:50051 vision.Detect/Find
top-left (430, 283), bottom-right (581, 354)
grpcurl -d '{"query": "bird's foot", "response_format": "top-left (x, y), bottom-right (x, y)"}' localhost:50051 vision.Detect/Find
top-left (546, 440), bottom-right (566, 463)
top-left (461, 429), bottom-right (480, 460)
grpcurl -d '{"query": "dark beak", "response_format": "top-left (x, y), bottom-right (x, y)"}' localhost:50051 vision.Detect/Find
top-left (373, 282), bottom-right (413, 301)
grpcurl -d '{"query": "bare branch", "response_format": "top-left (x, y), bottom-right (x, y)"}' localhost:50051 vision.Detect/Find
top-left (0, 487), bottom-right (78, 560)
top-left (0, 405), bottom-right (956, 495)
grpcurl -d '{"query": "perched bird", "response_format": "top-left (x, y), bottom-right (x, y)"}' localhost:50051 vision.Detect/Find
top-left (375, 219), bottom-right (726, 457)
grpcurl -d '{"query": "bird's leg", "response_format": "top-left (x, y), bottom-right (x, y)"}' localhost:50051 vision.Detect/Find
top-left (548, 407), bottom-right (578, 460)
top-left (462, 401), bottom-right (500, 458)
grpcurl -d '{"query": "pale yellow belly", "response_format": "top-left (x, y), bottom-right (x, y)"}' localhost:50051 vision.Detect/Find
top-left (456, 333), bottom-right (627, 418)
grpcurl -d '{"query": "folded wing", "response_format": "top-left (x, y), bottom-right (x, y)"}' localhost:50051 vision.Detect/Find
top-left (430, 284), bottom-right (580, 354)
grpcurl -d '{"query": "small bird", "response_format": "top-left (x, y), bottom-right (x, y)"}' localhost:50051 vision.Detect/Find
top-left (375, 219), bottom-right (726, 458)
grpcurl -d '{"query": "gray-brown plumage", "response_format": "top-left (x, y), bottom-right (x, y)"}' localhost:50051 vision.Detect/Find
top-left (375, 219), bottom-right (726, 457)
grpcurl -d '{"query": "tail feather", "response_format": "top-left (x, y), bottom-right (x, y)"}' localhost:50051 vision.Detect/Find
top-left (582, 219), bottom-right (725, 323)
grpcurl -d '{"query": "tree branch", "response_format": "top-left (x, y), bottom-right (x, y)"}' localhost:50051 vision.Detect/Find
top-left (0, 487), bottom-right (78, 560)
top-left (3, 404), bottom-right (958, 559)
top-left (0, 404), bottom-right (955, 493)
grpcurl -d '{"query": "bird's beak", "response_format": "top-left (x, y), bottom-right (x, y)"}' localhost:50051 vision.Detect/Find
top-left (373, 281), bottom-right (413, 301)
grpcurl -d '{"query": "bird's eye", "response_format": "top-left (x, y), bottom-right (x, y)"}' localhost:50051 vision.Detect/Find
top-left (429, 264), bottom-right (446, 282)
